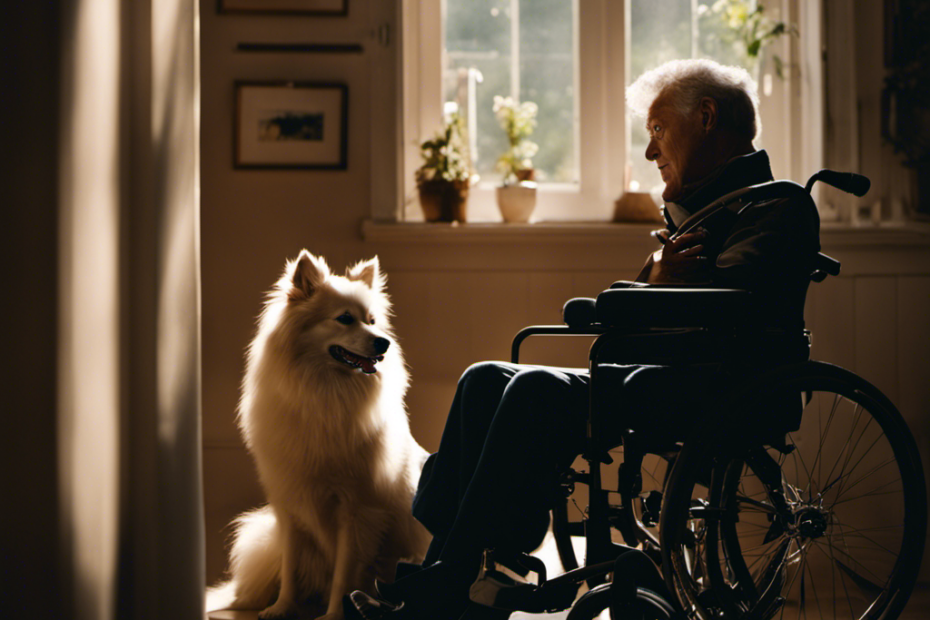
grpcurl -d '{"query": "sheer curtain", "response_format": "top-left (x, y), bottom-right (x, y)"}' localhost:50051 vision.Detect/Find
top-left (4, 1), bottom-right (204, 619)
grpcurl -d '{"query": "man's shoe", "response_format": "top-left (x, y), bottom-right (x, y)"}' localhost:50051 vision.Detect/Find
top-left (375, 562), bottom-right (423, 605)
top-left (373, 560), bottom-right (472, 608)
top-left (345, 590), bottom-right (471, 620)
top-left (374, 560), bottom-right (425, 603)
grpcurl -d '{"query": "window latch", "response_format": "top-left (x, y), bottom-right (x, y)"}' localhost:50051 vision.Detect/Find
top-left (375, 23), bottom-right (390, 48)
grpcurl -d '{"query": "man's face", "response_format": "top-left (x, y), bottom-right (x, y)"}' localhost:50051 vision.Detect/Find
top-left (645, 93), bottom-right (707, 202)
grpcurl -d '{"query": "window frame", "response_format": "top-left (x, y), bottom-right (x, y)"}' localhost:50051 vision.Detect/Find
top-left (377, 0), bottom-right (818, 225)
top-left (402, 0), bottom-right (627, 222)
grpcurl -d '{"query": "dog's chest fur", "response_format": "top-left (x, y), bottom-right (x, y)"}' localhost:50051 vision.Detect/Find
top-left (243, 349), bottom-right (411, 521)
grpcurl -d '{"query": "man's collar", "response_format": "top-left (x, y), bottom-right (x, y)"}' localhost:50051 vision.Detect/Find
top-left (664, 150), bottom-right (774, 227)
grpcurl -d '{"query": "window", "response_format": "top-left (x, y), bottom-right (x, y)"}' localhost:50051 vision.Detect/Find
top-left (401, 0), bottom-right (808, 223)
top-left (444, 0), bottom-right (578, 187)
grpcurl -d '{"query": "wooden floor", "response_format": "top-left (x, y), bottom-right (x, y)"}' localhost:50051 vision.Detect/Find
top-left (208, 528), bottom-right (930, 620)
top-left (207, 584), bottom-right (930, 620)
top-left (209, 526), bottom-right (930, 620)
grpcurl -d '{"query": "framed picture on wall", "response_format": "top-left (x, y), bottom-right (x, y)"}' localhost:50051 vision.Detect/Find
top-left (219, 0), bottom-right (347, 15)
top-left (235, 82), bottom-right (348, 170)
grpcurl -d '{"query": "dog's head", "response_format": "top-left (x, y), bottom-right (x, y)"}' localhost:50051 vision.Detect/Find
top-left (276, 250), bottom-right (395, 375)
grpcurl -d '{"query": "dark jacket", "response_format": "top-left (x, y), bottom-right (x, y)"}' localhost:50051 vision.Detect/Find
top-left (663, 150), bottom-right (821, 330)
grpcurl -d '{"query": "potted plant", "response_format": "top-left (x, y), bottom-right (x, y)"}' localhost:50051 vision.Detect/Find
top-left (415, 112), bottom-right (476, 223)
top-left (493, 96), bottom-right (539, 223)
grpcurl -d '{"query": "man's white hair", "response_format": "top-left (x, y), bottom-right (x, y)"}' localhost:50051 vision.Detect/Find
top-left (627, 58), bottom-right (761, 142)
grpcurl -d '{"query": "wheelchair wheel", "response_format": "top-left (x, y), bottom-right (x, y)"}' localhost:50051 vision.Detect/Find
top-left (566, 584), bottom-right (677, 620)
top-left (660, 362), bottom-right (927, 620)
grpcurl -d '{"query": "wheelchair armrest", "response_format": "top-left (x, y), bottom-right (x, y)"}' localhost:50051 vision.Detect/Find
top-left (563, 297), bottom-right (597, 328)
top-left (595, 287), bottom-right (751, 328)
top-left (566, 286), bottom-right (751, 329)
top-left (511, 324), bottom-right (607, 363)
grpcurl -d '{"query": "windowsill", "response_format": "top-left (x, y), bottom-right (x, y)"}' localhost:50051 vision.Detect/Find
top-left (361, 220), bottom-right (659, 243)
top-left (362, 219), bottom-right (930, 247)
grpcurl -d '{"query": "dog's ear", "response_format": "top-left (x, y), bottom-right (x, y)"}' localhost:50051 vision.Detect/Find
top-left (346, 256), bottom-right (383, 291)
top-left (290, 250), bottom-right (329, 299)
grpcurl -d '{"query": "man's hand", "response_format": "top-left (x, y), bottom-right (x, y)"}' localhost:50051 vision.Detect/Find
top-left (646, 229), bottom-right (710, 284)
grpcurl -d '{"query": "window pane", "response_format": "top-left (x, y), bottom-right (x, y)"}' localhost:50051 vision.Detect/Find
top-left (444, 0), bottom-right (578, 185)
top-left (628, 0), bottom-right (760, 197)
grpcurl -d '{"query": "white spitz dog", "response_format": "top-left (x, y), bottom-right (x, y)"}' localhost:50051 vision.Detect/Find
top-left (207, 250), bottom-right (431, 619)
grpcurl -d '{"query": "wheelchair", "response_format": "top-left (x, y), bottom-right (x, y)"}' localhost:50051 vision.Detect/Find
top-left (467, 171), bottom-right (927, 620)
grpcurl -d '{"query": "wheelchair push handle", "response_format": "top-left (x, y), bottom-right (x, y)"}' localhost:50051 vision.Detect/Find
top-left (804, 169), bottom-right (871, 196)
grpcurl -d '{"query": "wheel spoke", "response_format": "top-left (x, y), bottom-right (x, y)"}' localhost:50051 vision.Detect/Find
top-left (745, 540), bottom-right (784, 577)
top-left (808, 393), bottom-right (842, 498)
top-left (833, 457), bottom-right (898, 505)
top-left (831, 486), bottom-right (902, 507)
top-left (834, 557), bottom-right (885, 597)
top-left (824, 538), bottom-right (860, 620)
top-left (790, 439), bottom-right (815, 499)
top-left (833, 433), bottom-right (887, 501)
top-left (833, 522), bottom-right (901, 558)
top-left (736, 494), bottom-right (777, 513)
top-left (805, 553), bottom-right (824, 620)
top-left (821, 403), bottom-right (866, 497)
top-left (778, 542), bottom-right (806, 620)
top-left (822, 531), bottom-right (890, 588)
top-left (823, 409), bottom-right (874, 500)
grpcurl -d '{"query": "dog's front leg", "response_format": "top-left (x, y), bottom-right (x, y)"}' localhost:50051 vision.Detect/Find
top-left (260, 513), bottom-right (299, 619)
top-left (320, 513), bottom-right (357, 620)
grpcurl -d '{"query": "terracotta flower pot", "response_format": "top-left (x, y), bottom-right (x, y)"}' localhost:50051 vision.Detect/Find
top-left (417, 179), bottom-right (470, 223)
top-left (514, 168), bottom-right (536, 182)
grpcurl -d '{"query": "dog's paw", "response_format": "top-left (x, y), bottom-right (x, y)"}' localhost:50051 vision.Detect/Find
top-left (259, 600), bottom-right (299, 619)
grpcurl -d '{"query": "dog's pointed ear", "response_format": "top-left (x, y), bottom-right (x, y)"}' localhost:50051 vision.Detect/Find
top-left (346, 256), bottom-right (383, 291)
top-left (291, 250), bottom-right (329, 299)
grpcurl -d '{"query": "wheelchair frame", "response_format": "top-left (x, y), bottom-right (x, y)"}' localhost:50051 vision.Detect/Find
top-left (470, 171), bottom-right (927, 620)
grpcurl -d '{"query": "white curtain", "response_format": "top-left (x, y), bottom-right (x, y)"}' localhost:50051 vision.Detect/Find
top-left (3, 1), bottom-right (204, 619)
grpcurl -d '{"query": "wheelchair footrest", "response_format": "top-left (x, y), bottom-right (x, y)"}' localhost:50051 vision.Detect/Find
top-left (468, 549), bottom-right (578, 613)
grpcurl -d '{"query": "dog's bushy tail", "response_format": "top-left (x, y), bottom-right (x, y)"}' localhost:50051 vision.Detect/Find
top-left (206, 505), bottom-right (280, 612)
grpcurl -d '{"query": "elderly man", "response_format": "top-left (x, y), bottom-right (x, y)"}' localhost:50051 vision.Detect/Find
top-left (346, 58), bottom-right (819, 620)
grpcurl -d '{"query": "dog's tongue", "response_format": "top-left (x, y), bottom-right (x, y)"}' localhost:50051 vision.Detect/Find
top-left (360, 358), bottom-right (377, 374)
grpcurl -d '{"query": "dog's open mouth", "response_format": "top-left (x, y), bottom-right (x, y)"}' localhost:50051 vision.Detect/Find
top-left (329, 346), bottom-right (383, 374)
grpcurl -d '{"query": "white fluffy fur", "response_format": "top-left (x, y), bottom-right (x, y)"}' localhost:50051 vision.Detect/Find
top-left (207, 250), bottom-right (431, 619)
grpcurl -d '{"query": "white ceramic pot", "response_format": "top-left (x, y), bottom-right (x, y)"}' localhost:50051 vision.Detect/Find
top-left (496, 182), bottom-right (538, 223)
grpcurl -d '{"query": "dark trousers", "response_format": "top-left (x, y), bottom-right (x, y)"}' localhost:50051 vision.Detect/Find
top-left (412, 361), bottom-right (713, 568)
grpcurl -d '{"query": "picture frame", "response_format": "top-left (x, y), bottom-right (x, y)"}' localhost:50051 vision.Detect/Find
top-left (235, 82), bottom-right (348, 170)
top-left (219, 0), bottom-right (347, 16)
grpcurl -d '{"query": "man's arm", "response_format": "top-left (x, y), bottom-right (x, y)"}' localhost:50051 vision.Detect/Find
top-left (640, 229), bottom-right (712, 284)
top-left (712, 196), bottom-right (820, 289)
